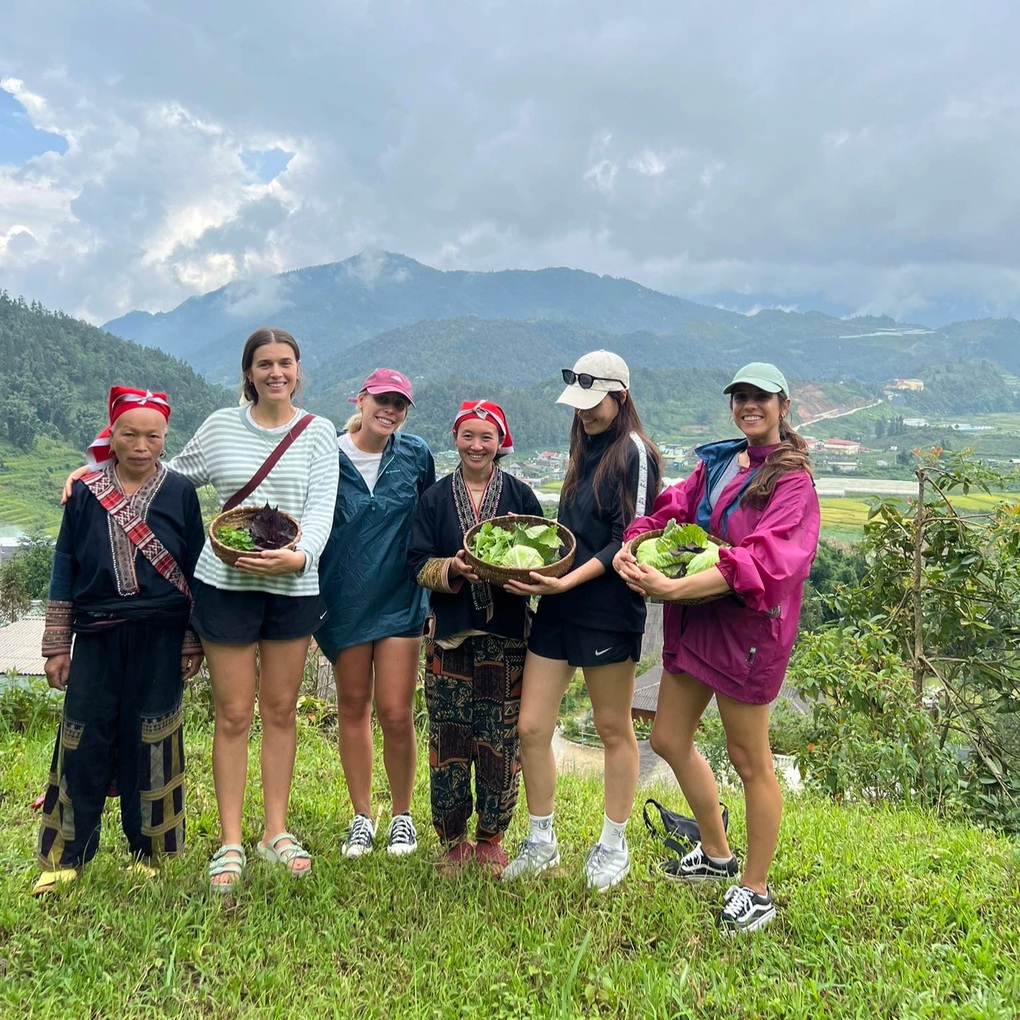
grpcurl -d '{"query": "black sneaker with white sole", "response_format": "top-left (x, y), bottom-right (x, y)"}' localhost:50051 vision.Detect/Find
top-left (659, 842), bottom-right (739, 883)
top-left (386, 812), bottom-right (418, 856)
top-left (717, 884), bottom-right (776, 935)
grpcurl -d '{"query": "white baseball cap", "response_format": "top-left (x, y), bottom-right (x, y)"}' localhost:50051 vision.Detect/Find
top-left (556, 350), bottom-right (631, 410)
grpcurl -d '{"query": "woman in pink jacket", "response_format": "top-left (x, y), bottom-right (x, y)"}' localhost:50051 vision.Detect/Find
top-left (614, 362), bottom-right (819, 935)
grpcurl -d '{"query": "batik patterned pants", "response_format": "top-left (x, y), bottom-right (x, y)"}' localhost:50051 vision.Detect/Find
top-left (424, 634), bottom-right (525, 844)
top-left (38, 622), bottom-right (186, 869)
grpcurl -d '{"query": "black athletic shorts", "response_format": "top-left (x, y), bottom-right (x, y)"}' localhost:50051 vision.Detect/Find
top-left (527, 615), bottom-right (641, 669)
top-left (191, 578), bottom-right (326, 644)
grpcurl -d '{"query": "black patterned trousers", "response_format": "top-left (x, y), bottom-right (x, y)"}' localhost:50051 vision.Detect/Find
top-left (38, 623), bottom-right (186, 869)
top-left (424, 634), bottom-right (525, 844)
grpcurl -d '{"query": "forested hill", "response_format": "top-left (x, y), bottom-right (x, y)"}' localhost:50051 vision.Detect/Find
top-left (0, 293), bottom-right (231, 456)
top-left (101, 251), bottom-right (1020, 391)
top-left (102, 251), bottom-right (746, 378)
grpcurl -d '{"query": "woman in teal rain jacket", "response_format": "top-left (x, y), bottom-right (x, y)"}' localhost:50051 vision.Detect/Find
top-left (316, 369), bottom-right (435, 859)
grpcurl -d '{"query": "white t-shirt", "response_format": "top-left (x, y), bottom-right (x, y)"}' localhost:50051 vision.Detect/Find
top-left (339, 432), bottom-right (384, 493)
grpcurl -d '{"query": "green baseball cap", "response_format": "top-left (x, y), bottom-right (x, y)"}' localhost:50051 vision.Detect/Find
top-left (723, 362), bottom-right (790, 397)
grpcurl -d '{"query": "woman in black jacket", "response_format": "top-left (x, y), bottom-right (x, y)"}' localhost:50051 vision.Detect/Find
top-left (502, 351), bottom-right (662, 892)
top-left (408, 401), bottom-right (542, 875)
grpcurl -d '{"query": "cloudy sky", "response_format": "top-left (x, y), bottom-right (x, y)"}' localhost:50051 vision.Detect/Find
top-left (2, 0), bottom-right (1018, 326)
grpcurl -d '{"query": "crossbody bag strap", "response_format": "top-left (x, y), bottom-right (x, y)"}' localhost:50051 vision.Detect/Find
top-left (223, 413), bottom-right (315, 512)
top-left (81, 469), bottom-right (191, 599)
top-left (629, 430), bottom-right (649, 514)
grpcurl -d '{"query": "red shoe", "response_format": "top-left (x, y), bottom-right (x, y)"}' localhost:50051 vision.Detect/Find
top-left (435, 840), bottom-right (475, 877)
top-left (474, 841), bottom-right (509, 876)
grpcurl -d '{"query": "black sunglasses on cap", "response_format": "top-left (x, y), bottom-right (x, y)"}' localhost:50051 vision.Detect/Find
top-left (561, 369), bottom-right (626, 389)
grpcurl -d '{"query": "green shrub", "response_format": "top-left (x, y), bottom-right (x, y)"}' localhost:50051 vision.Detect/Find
top-left (791, 625), bottom-right (963, 810)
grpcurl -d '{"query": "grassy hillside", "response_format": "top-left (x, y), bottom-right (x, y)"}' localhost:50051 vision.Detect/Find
top-left (0, 436), bottom-right (82, 534)
top-left (3, 681), bottom-right (1018, 1019)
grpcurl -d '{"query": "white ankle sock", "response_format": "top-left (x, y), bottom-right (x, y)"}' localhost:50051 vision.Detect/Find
top-left (529, 812), bottom-right (555, 844)
top-left (599, 813), bottom-right (628, 850)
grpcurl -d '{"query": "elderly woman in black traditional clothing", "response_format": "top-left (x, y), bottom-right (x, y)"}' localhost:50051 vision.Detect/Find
top-left (33, 386), bottom-right (205, 895)
top-left (408, 401), bottom-right (542, 875)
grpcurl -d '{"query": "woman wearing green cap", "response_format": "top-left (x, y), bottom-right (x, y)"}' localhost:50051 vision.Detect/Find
top-left (615, 362), bottom-right (819, 934)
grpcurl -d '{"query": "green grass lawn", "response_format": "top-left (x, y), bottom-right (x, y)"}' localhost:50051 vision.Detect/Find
top-left (2, 679), bottom-right (1018, 1019)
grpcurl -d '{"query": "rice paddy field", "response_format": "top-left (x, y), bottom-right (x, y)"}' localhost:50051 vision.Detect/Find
top-left (818, 490), bottom-right (1015, 542)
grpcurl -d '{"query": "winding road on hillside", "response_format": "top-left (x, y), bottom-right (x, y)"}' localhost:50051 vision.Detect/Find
top-left (800, 399), bottom-right (884, 428)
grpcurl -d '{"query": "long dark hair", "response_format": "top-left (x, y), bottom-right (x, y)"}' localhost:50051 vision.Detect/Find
top-left (740, 392), bottom-right (813, 507)
top-left (560, 392), bottom-right (663, 520)
top-left (240, 327), bottom-right (301, 404)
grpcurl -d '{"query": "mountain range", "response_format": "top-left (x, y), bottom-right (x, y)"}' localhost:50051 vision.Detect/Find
top-left (103, 252), bottom-right (1020, 399)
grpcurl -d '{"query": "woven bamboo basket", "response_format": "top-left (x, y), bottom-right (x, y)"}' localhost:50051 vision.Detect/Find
top-left (462, 514), bottom-right (576, 586)
top-left (630, 529), bottom-right (729, 605)
top-left (209, 505), bottom-right (301, 568)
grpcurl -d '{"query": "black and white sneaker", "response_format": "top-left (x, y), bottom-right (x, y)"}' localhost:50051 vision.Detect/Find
top-left (717, 884), bottom-right (776, 935)
top-left (386, 813), bottom-right (418, 856)
top-left (342, 813), bottom-right (375, 858)
top-left (659, 842), bottom-right (738, 883)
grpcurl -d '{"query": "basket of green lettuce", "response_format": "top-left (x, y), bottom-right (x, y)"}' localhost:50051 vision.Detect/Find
top-left (630, 520), bottom-right (730, 605)
top-left (463, 514), bottom-right (576, 585)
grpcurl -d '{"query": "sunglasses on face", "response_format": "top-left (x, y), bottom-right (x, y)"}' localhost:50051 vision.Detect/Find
top-left (561, 369), bottom-right (626, 389)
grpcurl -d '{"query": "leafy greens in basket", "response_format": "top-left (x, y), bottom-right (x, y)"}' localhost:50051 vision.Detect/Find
top-left (216, 504), bottom-right (298, 552)
top-left (471, 521), bottom-right (563, 570)
top-left (635, 520), bottom-right (721, 578)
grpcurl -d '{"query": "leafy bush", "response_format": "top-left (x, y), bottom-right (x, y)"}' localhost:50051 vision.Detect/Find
top-left (793, 449), bottom-right (1020, 829)
top-left (791, 625), bottom-right (963, 809)
top-left (0, 674), bottom-right (62, 734)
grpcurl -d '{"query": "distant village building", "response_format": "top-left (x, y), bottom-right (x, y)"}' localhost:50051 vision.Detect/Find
top-left (0, 533), bottom-right (24, 565)
top-left (903, 418), bottom-right (929, 428)
top-left (886, 378), bottom-right (925, 392)
top-left (830, 461), bottom-right (859, 474)
top-left (821, 438), bottom-right (861, 455)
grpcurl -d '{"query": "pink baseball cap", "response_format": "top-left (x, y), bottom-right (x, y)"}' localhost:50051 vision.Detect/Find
top-left (352, 367), bottom-right (415, 406)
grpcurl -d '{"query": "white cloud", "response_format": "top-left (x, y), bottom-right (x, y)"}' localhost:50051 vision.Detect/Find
top-left (0, 0), bottom-right (1019, 325)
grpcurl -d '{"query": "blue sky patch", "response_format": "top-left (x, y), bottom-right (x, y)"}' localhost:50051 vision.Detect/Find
top-left (240, 147), bottom-right (295, 183)
top-left (0, 88), bottom-right (68, 164)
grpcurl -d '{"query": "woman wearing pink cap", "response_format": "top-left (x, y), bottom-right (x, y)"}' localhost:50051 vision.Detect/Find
top-left (615, 362), bottom-right (819, 934)
top-left (316, 369), bottom-right (435, 858)
top-left (408, 401), bottom-right (542, 874)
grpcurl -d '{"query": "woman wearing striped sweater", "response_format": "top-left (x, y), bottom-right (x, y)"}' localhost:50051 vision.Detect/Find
top-left (171, 328), bottom-right (340, 889)
top-left (68, 329), bottom-right (340, 889)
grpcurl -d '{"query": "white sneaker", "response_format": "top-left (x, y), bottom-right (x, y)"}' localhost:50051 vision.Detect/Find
top-left (501, 837), bottom-right (560, 880)
top-left (342, 813), bottom-right (375, 857)
top-left (583, 840), bottom-right (630, 892)
top-left (386, 813), bottom-right (418, 856)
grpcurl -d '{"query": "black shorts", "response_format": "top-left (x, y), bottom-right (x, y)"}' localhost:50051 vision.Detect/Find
top-left (191, 578), bottom-right (326, 644)
top-left (527, 615), bottom-right (641, 669)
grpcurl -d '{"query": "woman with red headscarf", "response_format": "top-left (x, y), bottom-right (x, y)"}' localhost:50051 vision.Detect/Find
top-left (408, 401), bottom-right (542, 875)
top-left (34, 387), bottom-right (205, 894)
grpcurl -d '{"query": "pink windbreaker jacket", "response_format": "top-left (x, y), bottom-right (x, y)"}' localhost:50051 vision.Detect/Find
top-left (624, 442), bottom-right (820, 704)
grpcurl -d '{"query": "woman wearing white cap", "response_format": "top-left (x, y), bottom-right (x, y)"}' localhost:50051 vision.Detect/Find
top-left (615, 362), bottom-right (819, 934)
top-left (502, 350), bottom-right (662, 892)
top-left (316, 368), bottom-right (435, 859)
